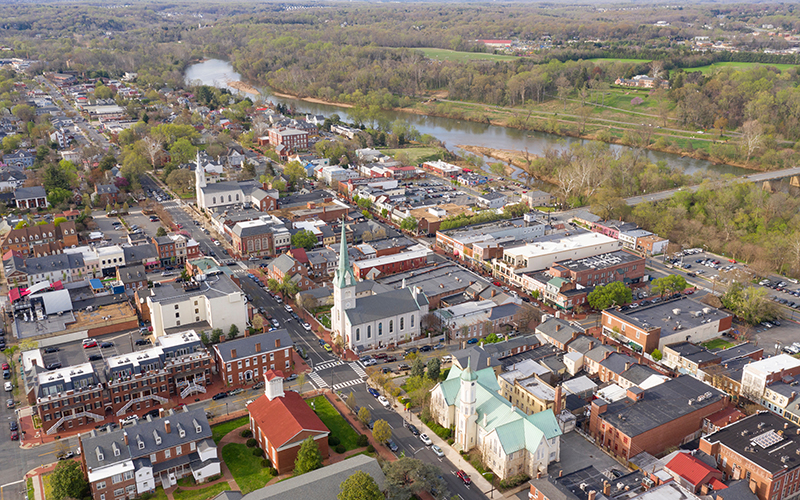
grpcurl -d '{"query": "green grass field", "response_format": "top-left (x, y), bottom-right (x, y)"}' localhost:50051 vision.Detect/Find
top-left (701, 338), bottom-right (735, 350)
top-left (173, 482), bottom-right (231, 500)
top-left (212, 416), bottom-right (249, 444)
top-left (685, 61), bottom-right (800, 74)
top-left (417, 48), bottom-right (518, 62)
top-left (587, 58), bottom-right (651, 64)
top-left (379, 147), bottom-right (443, 164)
top-left (306, 395), bottom-right (361, 451)
top-left (221, 443), bottom-right (275, 494)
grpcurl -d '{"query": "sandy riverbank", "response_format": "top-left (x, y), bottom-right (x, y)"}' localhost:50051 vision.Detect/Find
top-left (226, 80), bottom-right (260, 95)
top-left (456, 144), bottom-right (563, 186)
top-left (271, 91), bottom-right (353, 108)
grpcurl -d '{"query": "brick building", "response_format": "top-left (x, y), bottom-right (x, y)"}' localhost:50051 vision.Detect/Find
top-left (589, 375), bottom-right (729, 461)
top-left (213, 329), bottom-right (294, 386)
top-left (0, 221), bottom-right (79, 257)
top-left (699, 412), bottom-right (800, 500)
top-left (29, 362), bottom-right (105, 436)
top-left (95, 184), bottom-right (120, 205)
top-left (15, 186), bottom-right (49, 209)
top-left (547, 250), bottom-right (645, 288)
top-left (267, 253), bottom-right (314, 291)
top-left (153, 236), bottom-right (178, 267)
top-left (79, 408), bottom-right (220, 500)
top-left (116, 265), bottom-right (148, 291)
top-left (351, 247), bottom-right (431, 280)
top-left (248, 370), bottom-right (330, 474)
top-left (268, 128), bottom-right (309, 150)
top-left (230, 220), bottom-right (276, 259)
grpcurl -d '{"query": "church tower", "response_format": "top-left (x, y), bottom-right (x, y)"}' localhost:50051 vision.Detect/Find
top-left (195, 150), bottom-right (206, 209)
top-left (332, 222), bottom-right (356, 348)
top-left (456, 359), bottom-right (479, 451)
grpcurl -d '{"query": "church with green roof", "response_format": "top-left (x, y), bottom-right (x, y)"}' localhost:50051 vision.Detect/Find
top-left (429, 360), bottom-right (563, 481)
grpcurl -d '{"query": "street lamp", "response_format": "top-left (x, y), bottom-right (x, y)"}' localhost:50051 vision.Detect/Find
top-left (225, 402), bottom-right (229, 415)
top-left (481, 472), bottom-right (496, 498)
top-left (775, 343), bottom-right (782, 356)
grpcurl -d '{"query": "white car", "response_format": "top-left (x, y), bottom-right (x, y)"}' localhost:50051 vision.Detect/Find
top-left (378, 395), bottom-right (390, 408)
top-left (441, 355), bottom-right (452, 363)
top-left (431, 444), bottom-right (444, 458)
top-left (214, 240), bottom-right (221, 246)
top-left (420, 433), bottom-right (432, 446)
top-left (302, 322), bottom-right (312, 331)
top-left (3, 382), bottom-right (11, 392)
top-left (119, 415), bottom-right (139, 426)
top-left (245, 399), bottom-right (254, 406)
top-left (284, 304), bottom-right (293, 312)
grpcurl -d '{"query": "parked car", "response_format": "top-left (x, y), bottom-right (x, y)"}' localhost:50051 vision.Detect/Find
top-left (229, 388), bottom-right (244, 396)
top-left (420, 433), bottom-right (432, 446)
top-left (144, 409), bottom-right (160, 419)
top-left (384, 356), bottom-right (397, 363)
top-left (406, 423), bottom-right (419, 436)
top-left (135, 339), bottom-right (151, 346)
top-left (100, 342), bottom-right (114, 348)
top-left (431, 444), bottom-right (445, 458)
top-left (43, 347), bottom-right (59, 353)
top-left (398, 363), bottom-right (410, 371)
top-left (10, 430), bottom-right (18, 441)
top-left (368, 388), bottom-right (380, 398)
top-left (82, 339), bottom-right (98, 349)
top-left (46, 362), bottom-right (62, 370)
top-left (363, 359), bottom-right (377, 366)
top-left (386, 439), bottom-right (398, 452)
top-left (212, 392), bottom-right (228, 400)
top-left (323, 343), bottom-right (332, 353)
top-left (88, 354), bottom-right (103, 361)
top-left (302, 322), bottom-right (312, 331)
top-left (466, 338), bottom-right (479, 344)
top-left (2, 370), bottom-right (9, 380)
top-left (284, 304), bottom-right (293, 312)
top-left (8, 421), bottom-right (17, 431)
top-left (252, 381), bottom-right (264, 390)
top-left (378, 395), bottom-right (390, 408)
top-left (1, 363), bottom-right (8, 371)
top-left (285, 373), bottom-right (298, 382)
top-left (456, 470), bottom-right (471, 486)
top-left (119, 415), bottom-right (139, 426)
top-left (3, 382), bottom-right (11, 392)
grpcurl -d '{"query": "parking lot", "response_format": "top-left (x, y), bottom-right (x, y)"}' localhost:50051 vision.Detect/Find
top-left (40, 330), bottom-right (154, 370)
top-left (91, 209), bottom-right (167, 245)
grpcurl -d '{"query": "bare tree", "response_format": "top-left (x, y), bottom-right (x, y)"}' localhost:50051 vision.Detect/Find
top-left (577, 106), bottom-right (592, 134)
top-left (143, 136), bottom-right (162, 172)
top-left (555, 76), bottom-right (571, 112)
top-left (252, 116), bottom-right (270, 138)
top-left (650, 60), bottom-right (664, 80)
top-left (740, 120), bottom-right (764, 163)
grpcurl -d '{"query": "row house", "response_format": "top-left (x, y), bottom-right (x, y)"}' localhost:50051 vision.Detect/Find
top-left (548, 250), bottom-right (645, 289)
top-left (95, 184), bottom-right (120, 205)
top-left (28, 362), bottom-right (105, 436)
top-left (213, 329), bottom-right (294, 386)
top-left (15, 186), bottom-right (48, 209)
top-left (0, 220), bottom-right (79, 257)
top-left (116, 265), bottom-right (148, 291)
top-left (3, 251), bottom-right (86, 287)
top-left (152, 235), bottom-right (196, 267)
top-left (267, 253), bottom-right (315, 291)
top-left (80, 408), bottom-right (220, 500)
top-left (4, 150), bottom-right (35, 168)
top-left (351, 247), bottom-right (431, 280)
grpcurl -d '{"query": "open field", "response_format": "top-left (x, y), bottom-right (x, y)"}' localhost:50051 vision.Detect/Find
top-left (379, 146), bottom-right (443, 164)
top-left (221, 443), bottom-right (275, 494)
top-left (306, 395), bottom-right (361, 451)
top-left (587, 58), bottom-right (651, 64)
top-left (685, 61), bottom-right (800, 74)
top-left (173, 482), bottom-right (231, 500)
top-left (212, 416), bottom-right (249, 444)
top-left (416, 48), bottom-right (519, 62)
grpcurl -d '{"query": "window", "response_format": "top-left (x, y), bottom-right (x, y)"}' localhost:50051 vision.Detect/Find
top-left (378, 323), bottom-right (383, 335)
top-left (367, 325), bottom-right (371, 339)
top-left (165, 449), bottom-right (171, 459)
top-left (97, 482), bottom-right (107, 490)
top-left (190, 442), bottom-right (196, 451)
top-left (176, 445), bottom-right (182, 456)
top-left (262, 354), bottom-right (267, 363)
top-left (112, 474), bottom-right (122, 484)
top-left (114, 489), bottom-right (124, 497)
top-left (285, 360), bottom-right (290, 369)
top-left (356, 328), bottom-right (360, 341)
top-left (238, 361), bottom-right (242, 369)
top-left (411, 315), bottom-right (414, 328)
top-left (270, 353), bottom-right (274, 361)
top-left (123, 471), bottom-right (134, 481)
top-left (400, 317), bottom-right (404, 330)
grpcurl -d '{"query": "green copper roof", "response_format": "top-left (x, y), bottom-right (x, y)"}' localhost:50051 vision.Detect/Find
top-left (460, 358), bottom-right (478, 382)
top-left (336, 222), bottom-right (355, 289)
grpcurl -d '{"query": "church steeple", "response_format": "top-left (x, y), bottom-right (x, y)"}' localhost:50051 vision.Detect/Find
top-left (335, 222), bottom-right (355, 288)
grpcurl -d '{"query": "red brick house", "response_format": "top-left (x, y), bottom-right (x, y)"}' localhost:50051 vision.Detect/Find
top-left (268, 128), bottom-right (309, 150)
top-left (665, 451), bottom-right (724, 494)
top-left (213, 329), bottom-right (294, 386)
top-left (0, 221), bottom-right (79, 257)
top-left (14, 187), bottom-right (48, 209)
top-left (248, 370), bottom-right (330, 474)
top-left (267, 253), bottom-right (315, 291)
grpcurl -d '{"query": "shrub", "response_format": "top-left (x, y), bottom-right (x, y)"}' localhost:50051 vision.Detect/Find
top-left (270, 468), bottom-right (278, 476)
top-left (240, 429), bottom-right (253, 438)
top-left (631, 97), bottom-right (644, 106)
top-left (263, 458), bottom-right (272, 468)
top-left (357, 434), bottom-right (369, 447)
top-left (246, 438), bottom-right (258, 448)
top-left (366, 444), bottom-right (375, 453)
top-left (335, 444), bottom-right (346, 454)
top-left (328, 435), bottom-right (341, 446)
top-left (499, 473), bottom-right (530, 490)
top-left (252, 447), bottom-right (264, 457)
top-left (260, 459), bottom-right (269, 468)
top-left (206, 475), bottom-right (221, 482)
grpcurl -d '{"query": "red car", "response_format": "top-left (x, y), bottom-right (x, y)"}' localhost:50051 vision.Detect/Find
top-left (82, 340), bottom-right (98, 349)
top-left (1, 363), bottom-right (8, 371)
top-left (10, 430), bottom-right (18, 441)
top-left (457, 470), bottom-right (471, 486)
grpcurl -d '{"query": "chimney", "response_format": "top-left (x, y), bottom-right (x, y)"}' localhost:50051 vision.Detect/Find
top-left (556, 324), bottom-right (562, 332)
top-left (537, 472), bottom-right (542, 479)
top-left (559, 470), bottom-right (563, 478)
top-left (701, 484), bottom-right (710, 496)
top-left (588, 491), bottom-right (596, 500)
top-left (165, 419), bottom-right (171, 434)
top-left (402, 278), bottom-right (406, 289)
top-left (624, 362), bottom-right (631, 372)
top-left (159, 408), bottom-right (165, 418)
top-left (123, 431), bottom-right (128, 445)
top-left (785, 423), bottom-right (790, 429)
top-left (589, 340), bottom-right (595, 350)
top-left (554, 385), bottom-right (562, 414)
top-left (275, 338), bottom-right (281, 348)
top-left (231, 348), bottom-right (237, 359)
top-left (255, 343), bottom-right (261, 352)
top-left (603, 481), bottom-right (611, 495)
top-left (491, 289), bottom-right (496, 297)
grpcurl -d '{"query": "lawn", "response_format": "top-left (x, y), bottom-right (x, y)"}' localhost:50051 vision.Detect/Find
top-left (318, 313), bottom-right (331, 329)
top-left (685, 61), bottom-right (799, 74)
top-left (587, 57), bottom-right (652, 64)
top-left (173, 482), bottom-right (231, 500)
top-left (221, 443), bottom-right (275, 494)
top-left (26, 478), bottom-right (33, 500)
top-left (416, 48), bottom-right (519, 62)
top-left (42, 473), bottom-right (53, 500)
top-left (380, 147), bottom-right (444, 164)
top-left (147, 488), bottom-right (169, 500)
top-left (702, 338), bottom-right (735, 350)
top-left (211, 416), bottom-right (249, 444)
top-left (306, 395), bottom-right (361, 451)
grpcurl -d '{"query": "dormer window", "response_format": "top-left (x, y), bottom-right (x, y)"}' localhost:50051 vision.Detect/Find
top-left (153, 429), bottom-right (161, 445)
top-left (112, 442), bottom-right (120, 457)
top-left (137, 436), bottom-right (145, 450)
top-left (192, 418), bottom-right (202, 434)
top-left (96, 447), bottom-right (104, 461)
top-left (177, 424), bottom-right (185, 438)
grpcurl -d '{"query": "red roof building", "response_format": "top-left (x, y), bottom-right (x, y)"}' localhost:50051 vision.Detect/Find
top-left (703, 406), bottom-right (746, 434)
top-left (247, 370), bottom-right (330, 473)
top-left (665, 452), bottom-right (724, 494)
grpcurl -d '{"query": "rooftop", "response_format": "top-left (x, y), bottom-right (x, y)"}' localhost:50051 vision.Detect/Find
top-left (147, 274), bottom-right (242, 305)
top-left (553, 250), bottom-right (642, 274)
top-left (214, 330), bottom-right (293, 362)
top-left (604, 296), bottom-right (731, 336)
top-left (703, 411), bottom-right (800, 474)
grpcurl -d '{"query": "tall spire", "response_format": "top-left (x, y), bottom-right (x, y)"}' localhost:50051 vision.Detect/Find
top-left (336, 221), bottom-right (355, 288)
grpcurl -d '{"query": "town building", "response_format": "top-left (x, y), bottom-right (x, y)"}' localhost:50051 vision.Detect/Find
top-left (740, 354), bottom-right (800, 401)
top-left (95, 184), bottom-right (121, 205)
top-left (589, 375), bottom-right (728, 461)
top-left (15, 186), bottom-right (48, 209)
top-left (3, 251), bottom-right (86, 287)
top-left (139, 274), bottom-right (247, 337)
top-left (0, 220), bottom-right (79, 257)
top-left (547, 250), bottom-right (645, 289)
top-left (116, 265), bottom-right (148, 291)
top-left (79, 408), bottom-right (220, 499)
top-left (213, 330), bottom-right (294, 386)
top-left (331, 224), bottom-right (429, 351)
top-left (268, 128), bottom-right (309, 150)
top-left (475, 192), bottom-right (507, 209)
top-left (28, 362), bottom-right (105, 436)
top-left (429, 362), bottom-right (562, 480)
top-left (601, 296), bottom-right (733, 354)
top-left (351, 247), bottom-right (431, 280)
top-left (421, 160), bottom-right (461, 177)
top-left (194, 152), bottom-right (276, 212)
top-left (247, 370), bottom-right (329, 474)
top-left (664, 450), bottom-right (725, 494)
top-left (528, 465), bottom-right (645, 500)
top-left (699, 411), bottom-right (800, 500)
top-left (522, 190), bottom-right (554, 208)
top-left (4, 150), bottom-right (35, 168)
top-left (266, 253), bottom-right (315, 292)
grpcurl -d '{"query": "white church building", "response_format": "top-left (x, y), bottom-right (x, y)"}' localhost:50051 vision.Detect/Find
top-left (331, 224), bottom-right (429, 352)
top-left (195, 152), bottom-right (278, 212)
top-left (429, 361), bottom-right (562, 481)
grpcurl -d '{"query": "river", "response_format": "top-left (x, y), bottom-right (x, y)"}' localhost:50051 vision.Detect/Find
top-left (185, 59), bottom-right (749, 178)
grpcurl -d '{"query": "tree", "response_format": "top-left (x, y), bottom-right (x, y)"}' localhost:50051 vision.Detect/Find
top-left (651, 348), bottom-right (663, 361)
top-left (283, 161), bottom-right (307, 188)
top-left (228, 324), bottom-right (239, 340)
top-left (372, 419), bottom-right (391, 444)
top-left (44, 162), bottom-right (74, 191)
top-left (338, 470), bottom-right (384, 500)
top-left (166, 169), bottom-right (194, 193)
top-left (400, 216), bottom-right (418, 233)
top-left (252, 314), bottom-right (265, 332)
top-left (410, 357), bottom-right (425, 379)
top-left (650, 275), bottom-right (688, 298)
top-left (740, 120), bottom-right (764, 163)
top-left (48, 188), bottom-right (72, 207)
top-left (210, 328), bottom-right (223, 343)
top-left (292, 230), bottom-right (318, 250)
top-left (50, 460), bottom-right (89, 500)
top-left (142, 136), bottom-right (162, 170)
top-left (294, 436), bottom-right (323, 475)
top-left (156, 227), bottom-right (167, 237)
top-left (383, 457), bottom-right (448, 500)
top-left (169, 137), bottom-right (197, 165)
top-left (587, 281), bottom-right (632, 310)
top-left (358, 406), bottom-right (371, 427)
top-left (53, 217), bottom-right (68, 227)
top-left (556, 76), bottom-right (570, 111)
top-left (426, 357), bottom-right (440, 381)
top-left (721, 282), bottom-right (778, 325)
top-left (2, 134), bottom-right (20, 153)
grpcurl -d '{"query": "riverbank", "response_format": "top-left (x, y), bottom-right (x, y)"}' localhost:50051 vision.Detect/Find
top-left (270, 91), bottom-right (353, 108)
top-left (400, 102), bottom-right (765, 173)
top-left (226, 80), bottom-right (260, 95)
top-left (456, 145), bottom-right (562, 186)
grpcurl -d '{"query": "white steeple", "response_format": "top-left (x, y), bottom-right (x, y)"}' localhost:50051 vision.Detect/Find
top-left (332, 222), bottom-right (356, 348)
top-left (264, 370), bottom-right (285, 401)
top-left (195, 150), bottom-right (206, 202)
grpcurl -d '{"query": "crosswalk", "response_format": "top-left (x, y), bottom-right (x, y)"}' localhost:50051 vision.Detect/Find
top-left (308, 371), bottom-right (328, 388)
top-left (314, 360), bottom-right (344, 372)
top-left (332, 379), bottom-right (363, 391)
top-left (349, 361), bottom-right (368, 378)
